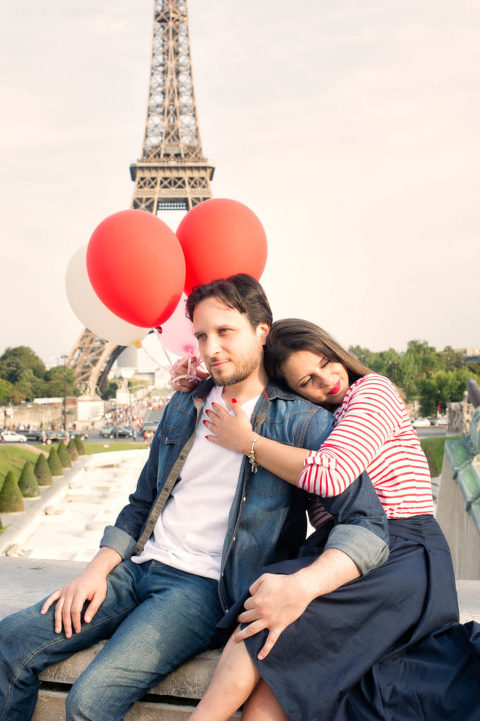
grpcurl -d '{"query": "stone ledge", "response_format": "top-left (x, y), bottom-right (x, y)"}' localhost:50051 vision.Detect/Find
top-left (1, 557), bottom-right (479, 720)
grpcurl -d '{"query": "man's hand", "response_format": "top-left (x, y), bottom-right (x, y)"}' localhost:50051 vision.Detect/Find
top-left (40, 547), bottom-right (122, 638)
top-left (171, 356), bottom-right (209, 392)
top-left (233, 573), bottom-right (311, 660)
top-left (233, 549), bottom-right (361, 660)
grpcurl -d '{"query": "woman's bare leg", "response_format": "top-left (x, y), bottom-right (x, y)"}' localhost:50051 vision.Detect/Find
top-left (241, 680), bottom-right (290, 721)
top-left (189, 633), bottom-right (261, 721)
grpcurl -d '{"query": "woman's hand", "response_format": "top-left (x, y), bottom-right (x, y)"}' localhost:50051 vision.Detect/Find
top-left (233, 573), bottom-right (312, 660)
top-left (204, 402), bottom-right (254, 454)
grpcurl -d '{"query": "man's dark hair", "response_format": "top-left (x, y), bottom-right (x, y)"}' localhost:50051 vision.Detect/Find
top-left (186, 274), bottom-right (273, 328)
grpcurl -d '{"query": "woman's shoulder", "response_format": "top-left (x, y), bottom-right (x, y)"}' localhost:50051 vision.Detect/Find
top-left (343, 373), bottom-right (404, 410)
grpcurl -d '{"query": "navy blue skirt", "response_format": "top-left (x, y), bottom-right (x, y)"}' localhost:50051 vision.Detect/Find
top-left (220, 515), bottom-right (480, 721)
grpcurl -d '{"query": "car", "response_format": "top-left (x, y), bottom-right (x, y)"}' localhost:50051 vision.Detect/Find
top-left (412, 417), bottom-right (431, 428)
top-left (23, 429), bottom-right (44, 442)
top-left (100, 425), bottom-right (133, 439)
top-left (101, 425), bottom-right (115, 438)
top-left (0, 430), bottom-right (27, 443)
top-left (70, 430), bottom-right (88, 441)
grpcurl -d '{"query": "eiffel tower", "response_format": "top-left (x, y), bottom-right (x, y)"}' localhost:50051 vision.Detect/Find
top-left (67, 0), bottom-right (214, 396)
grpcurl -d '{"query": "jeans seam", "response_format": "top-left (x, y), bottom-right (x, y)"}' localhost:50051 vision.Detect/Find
top-left (1, 602), bottom-right (137, 721)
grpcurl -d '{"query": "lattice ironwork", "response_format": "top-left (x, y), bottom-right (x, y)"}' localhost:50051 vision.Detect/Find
top-left (130, 0), bottom-right (214, 212)
top-left (67, 0), bottom-right (214, 395)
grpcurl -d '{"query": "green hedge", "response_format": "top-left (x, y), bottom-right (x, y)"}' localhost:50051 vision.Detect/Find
top-left (18, 461), bottom-right (40, 498)
top-left (0, 470), bottom-right (25, 512)
top-left (48, 446), bottom-right (64, 476)
top-left (35, 453), bottom-right (52, 486)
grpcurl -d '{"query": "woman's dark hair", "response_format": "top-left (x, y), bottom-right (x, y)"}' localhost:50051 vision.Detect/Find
top-left (264, 319), bottom-right (372, 386)
top-left (186, 273), bottom-right (273, 328)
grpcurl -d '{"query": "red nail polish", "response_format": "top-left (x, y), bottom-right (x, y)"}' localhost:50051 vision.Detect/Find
top-left (231, 398), bottom-right (237, 403)
top-left (203, 420), bottom-right (207, 425)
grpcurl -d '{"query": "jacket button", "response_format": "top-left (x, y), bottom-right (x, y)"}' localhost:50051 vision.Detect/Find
top-left (242, 496), bottom-right (247, 502)
top-left (179, 455), bottom-right (184, 460)
top-left (232, 536), bottom-right (236, 542)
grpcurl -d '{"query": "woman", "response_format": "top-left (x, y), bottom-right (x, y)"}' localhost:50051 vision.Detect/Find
top-left (175, 319), bottom-right (479, 721)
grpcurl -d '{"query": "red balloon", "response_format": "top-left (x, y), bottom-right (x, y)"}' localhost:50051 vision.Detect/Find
top-left (87, 209), bottom-right (185, 328)
top-left (176, 199), bottom-right (268, 294)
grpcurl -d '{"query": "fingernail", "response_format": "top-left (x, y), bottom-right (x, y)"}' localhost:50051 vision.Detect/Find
top-left (205, 435), bottom-right (210, 440)
top-left (231, 398), bottom-right (237, 403)
top-left (202, 420), bottom-right (207, 425)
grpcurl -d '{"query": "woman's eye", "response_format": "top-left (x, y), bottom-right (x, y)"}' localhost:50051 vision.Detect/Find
top-left (300, 377), bottom-right (312, 388)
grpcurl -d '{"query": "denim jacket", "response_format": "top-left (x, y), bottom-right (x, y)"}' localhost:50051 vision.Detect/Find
top-left (101, 379), bottom-right (389, 612)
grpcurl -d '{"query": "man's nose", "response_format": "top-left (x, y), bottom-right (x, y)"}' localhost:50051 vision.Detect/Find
top-left (204, 334), bottom-right (221, 357)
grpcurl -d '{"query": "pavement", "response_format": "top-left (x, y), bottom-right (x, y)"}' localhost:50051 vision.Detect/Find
top-left (0, 449), bottom-right (148, 560)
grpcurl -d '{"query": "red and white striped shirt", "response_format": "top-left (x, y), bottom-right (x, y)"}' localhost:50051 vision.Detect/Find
top-left (299, 374), bottom-right (435, 529)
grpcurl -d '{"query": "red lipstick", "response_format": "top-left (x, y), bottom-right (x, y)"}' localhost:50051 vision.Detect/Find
top-left (328, 380), bottom-right (341, 396)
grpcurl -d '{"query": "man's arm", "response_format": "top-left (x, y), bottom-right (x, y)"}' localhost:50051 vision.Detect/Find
top-left (301, 406), bottom-right (390, 575)
top-left (234, 547), bottom-right (359, 659)
top-left (39, 411), bottom-right (166, 636)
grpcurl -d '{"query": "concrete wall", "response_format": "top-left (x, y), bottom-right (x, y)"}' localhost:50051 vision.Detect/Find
top-left (436, 452), bottom-right (480, 579)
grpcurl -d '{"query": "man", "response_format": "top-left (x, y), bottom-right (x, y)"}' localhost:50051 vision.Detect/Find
top-left (0, 274), bottom-right (388, 721)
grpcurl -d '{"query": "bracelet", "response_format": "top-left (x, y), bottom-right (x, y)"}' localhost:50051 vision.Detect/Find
top-left (248, 436), bottom-right (259, 474)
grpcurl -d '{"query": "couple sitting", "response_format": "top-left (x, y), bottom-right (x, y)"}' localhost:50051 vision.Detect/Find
top-left (1, 274), bottom-right (478, 721)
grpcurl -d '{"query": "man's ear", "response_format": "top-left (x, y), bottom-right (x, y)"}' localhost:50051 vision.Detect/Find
top-left (256, 323), bottom-right (270, 346)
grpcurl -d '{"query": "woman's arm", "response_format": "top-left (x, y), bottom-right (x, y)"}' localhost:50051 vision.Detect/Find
top-left (205, 402), bottom-right (310, 484)
top-left (205, 374), bottom-right (404, 495)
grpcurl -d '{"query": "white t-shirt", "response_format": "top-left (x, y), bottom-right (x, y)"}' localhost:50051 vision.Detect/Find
top-left (131, 385), bottom-right (259, 580)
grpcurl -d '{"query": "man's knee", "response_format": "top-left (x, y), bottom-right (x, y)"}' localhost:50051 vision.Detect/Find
top-left (66, 678), bottom-right (98, 721)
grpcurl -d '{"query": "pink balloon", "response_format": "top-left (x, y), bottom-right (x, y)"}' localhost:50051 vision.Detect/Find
top-left (159, 295), bottom-right (199, 357)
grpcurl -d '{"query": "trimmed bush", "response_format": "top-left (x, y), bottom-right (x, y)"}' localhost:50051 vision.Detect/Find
top-left (48, 446), bottom-right (64, 477)
top-left (0, 471), bottom-right (25, 512)
top-left (35, 453), bottom-right (52, 486)
top-left (74, 435), bottom-right (86, 455)
top-left (67, 439), bottom-right (79, 461)
top-left (57, 440), bottom-right (72, 468)
top-left (18, 461), bottom-right (40, 498)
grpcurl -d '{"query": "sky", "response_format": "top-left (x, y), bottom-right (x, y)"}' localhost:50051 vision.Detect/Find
top-left (0, 0), bottom-right (479, 367)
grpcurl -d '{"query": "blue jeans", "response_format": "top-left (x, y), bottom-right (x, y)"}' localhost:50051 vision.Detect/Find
top-left (0, 560), bottom-right (223, 721)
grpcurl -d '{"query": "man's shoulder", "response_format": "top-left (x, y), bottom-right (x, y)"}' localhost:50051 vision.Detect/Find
top-left (265, 380), bottom-right (332, 418)
top-left (163, 378), bottom-right (214, 415)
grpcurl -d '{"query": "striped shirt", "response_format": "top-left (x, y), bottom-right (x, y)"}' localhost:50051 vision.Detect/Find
top-left (299, 374), bottom-right (435, 528)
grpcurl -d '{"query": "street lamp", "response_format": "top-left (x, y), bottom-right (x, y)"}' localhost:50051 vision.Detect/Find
top-left (62, 355), bottom-right (67, 430)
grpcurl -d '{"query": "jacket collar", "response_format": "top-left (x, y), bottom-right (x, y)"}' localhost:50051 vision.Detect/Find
top-left (191, 376), bottom-right (299, 403)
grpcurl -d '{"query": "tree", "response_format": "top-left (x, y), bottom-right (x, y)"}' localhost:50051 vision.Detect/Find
top-left (0, 378), bottom-right (14, 404)
top-left (67, 439), bottom-right (79, 461)
top-left (0, 471), bottom-right (25, 512)
top-left (419, 367), bottom-right (480, 416)
top-left (0, 346), bottom-right (45, 385)
top-left (47, 446), bottom-right (64, 476)
top-left (35, 453), bottom-right (52, 486)
top-left (18, 462), bottom-right (40, 498)
top-left (74, 435), bottom-right (86, 455)
top-left (57, 440), bottom-right (72, 468)
top-left (43, 366), bottom-right (78, 398)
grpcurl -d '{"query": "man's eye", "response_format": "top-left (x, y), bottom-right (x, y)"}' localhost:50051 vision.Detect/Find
top-left (196, 334), bottom-right (206, 341)
top-left (218, 328), bottom-right (231, 335)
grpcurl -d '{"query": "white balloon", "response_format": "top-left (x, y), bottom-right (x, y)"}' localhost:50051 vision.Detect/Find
top-left (65, 245), bottom-right (149, 346)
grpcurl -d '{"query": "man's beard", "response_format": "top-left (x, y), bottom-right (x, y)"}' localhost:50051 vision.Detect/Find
top-left (207, 347), bottom-right (263, 387)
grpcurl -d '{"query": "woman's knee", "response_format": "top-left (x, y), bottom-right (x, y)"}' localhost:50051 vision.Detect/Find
top-left (241, 680), bottom-right (290, 721)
